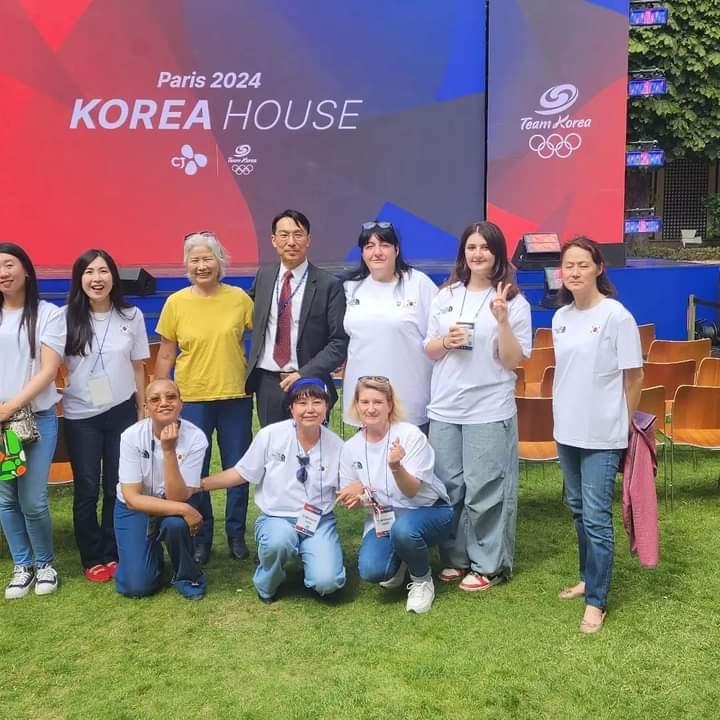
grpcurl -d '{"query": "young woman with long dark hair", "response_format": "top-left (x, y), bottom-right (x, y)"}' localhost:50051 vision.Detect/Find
top-left (552, 237), bottom-right (643, 633)
top-left (0, 243), bottom-right (66, 599)
top-left (424, 221), bottom-right (532, 592)
top-left (63, 249), bottom-right (149, 583)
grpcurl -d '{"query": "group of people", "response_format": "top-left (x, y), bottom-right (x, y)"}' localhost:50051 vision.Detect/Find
top-left (0, 211), bottom-right (643, 632)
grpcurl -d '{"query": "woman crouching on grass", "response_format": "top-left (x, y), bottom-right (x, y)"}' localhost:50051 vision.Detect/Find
top-left (201, 378), bottom-right (346, 603)
top-left (336, 377), bottom-right (452, 614)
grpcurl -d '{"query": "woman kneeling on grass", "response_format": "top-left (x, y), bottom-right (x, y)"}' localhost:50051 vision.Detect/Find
top-left (552, 237), bottom-right (643, 634)
top-left (114, 379), bottom-right (207, 600)
top-left (337, 377), bottom-right (453, 614)
top-left (201, 378), bottom-right (346, 603)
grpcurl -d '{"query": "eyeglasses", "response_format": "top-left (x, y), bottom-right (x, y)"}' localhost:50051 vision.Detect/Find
top-left (147, 392), bottom-right (180, 406)
top-left (358, 375), bottom-right (390, 384)
top-left (361, 221), bottom-right (393, 231)
top-left (296, 454), bottom-right (310, 484)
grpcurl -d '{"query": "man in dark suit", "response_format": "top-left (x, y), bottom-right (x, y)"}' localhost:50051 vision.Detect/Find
top-left (247, 209), bottom-right (348, 426)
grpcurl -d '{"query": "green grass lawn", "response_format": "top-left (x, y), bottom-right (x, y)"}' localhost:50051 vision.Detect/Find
top-left (1, 444), bottom-right (719, 720)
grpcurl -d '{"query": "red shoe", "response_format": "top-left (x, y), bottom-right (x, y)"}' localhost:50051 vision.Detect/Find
top-left (84, 564), bottom-right (112, 583)
top-left (105, 561), bottom-right (118, 578)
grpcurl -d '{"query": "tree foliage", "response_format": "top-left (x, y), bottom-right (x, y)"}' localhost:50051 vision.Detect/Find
top-left (628, 1), bottom-right (720, 159)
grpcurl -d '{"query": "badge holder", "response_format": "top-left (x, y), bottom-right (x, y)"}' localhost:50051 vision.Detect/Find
top-left (88, 374), bottom-right (114, 407)
top-left (295, 502), bottom-right (323, 536)
top-left (456, 321), bottom-right (475, 351)
top-left (372, 501), bottom-right (395, 537)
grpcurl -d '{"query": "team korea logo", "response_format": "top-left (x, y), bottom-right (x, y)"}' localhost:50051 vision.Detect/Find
top-left (520, 83), bottom-right (591, 160)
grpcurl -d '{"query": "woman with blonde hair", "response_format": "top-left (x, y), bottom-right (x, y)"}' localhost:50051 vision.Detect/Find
top-left (337, 376), bottom-right (452, 614)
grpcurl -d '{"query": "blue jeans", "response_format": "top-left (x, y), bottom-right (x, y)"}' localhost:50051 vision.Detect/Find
top-left (557, 443), bottom-right (622, 609)
top-left (64, 396), bottom-right (137, 568)
top-left (0, 408), bottom-right (57, 566)
top-left (358, 502), bottom-right (453, 582)
top-left (430, 417), bottom-right (519, 578)
top-left (254, 513), bottom-right (346, 600)
top-left (181, 398), bottom-right (252, 547)
top-left (113, 501), bottom-right (205, 599)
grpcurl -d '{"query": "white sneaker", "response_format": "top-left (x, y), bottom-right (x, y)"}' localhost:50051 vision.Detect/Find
top-left (379, 562), bottom-right (407, 589)
top-left (35, 563), bottom-right (58, 596)
top-left (406, 577), bottom-right (435, 614)
top-left (5, 565), bottom-right (36, 600)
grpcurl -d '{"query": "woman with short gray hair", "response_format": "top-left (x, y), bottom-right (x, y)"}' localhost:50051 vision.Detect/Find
top-left (154, 231), bottom-right (254, 566)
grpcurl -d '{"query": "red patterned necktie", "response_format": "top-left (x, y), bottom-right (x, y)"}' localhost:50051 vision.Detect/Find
top-left (273, 270), bottom-right (293, 367)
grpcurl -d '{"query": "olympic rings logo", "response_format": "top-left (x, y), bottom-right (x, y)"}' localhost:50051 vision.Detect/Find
top-left (528, 133), bottom-right (582, 159)
top-left (232, 163), bottom-right (254, 175)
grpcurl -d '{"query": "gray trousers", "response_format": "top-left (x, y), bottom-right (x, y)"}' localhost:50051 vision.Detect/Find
top-left (429, 416), bottom-right (519, 578)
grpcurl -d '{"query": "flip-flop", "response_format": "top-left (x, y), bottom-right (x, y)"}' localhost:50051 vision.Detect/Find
top-left (580, 611), bottom-right (607, 635)
top-left (84, 564), bottom-right (112, 583)
top-left (559, 585), bottom-right (585, 600)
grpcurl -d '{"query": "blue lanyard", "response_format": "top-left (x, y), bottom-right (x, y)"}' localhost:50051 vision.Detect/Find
top-left (276, 266), bottom-right (309, 318)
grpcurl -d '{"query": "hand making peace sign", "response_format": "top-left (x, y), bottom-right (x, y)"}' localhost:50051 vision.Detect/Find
top-left (490, 281), bottom-right (511, 325)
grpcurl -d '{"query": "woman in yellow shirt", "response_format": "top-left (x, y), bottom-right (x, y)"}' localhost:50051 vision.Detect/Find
top-left (155, 232), bottom-right (253, 565)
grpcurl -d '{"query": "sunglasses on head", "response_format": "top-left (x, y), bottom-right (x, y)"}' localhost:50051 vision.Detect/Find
top-left (358, 375), bottom-right (390, 384)
top-left (361, 221), bottom-right (393, 231)
top-left (184, 230), bottom-right (214, 242)
top-left (296, 454), bottom-right (310, 484)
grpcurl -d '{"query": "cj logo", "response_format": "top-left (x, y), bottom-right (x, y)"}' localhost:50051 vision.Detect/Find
top-left (171, 144), bottom-right (208, 176)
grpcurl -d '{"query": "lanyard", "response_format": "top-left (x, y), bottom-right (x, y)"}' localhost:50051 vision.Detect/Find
top-left (363, 428), bottom-right (391, 500)
top-left (458, 287), bottom-right (493, 321)
top-left (89, 310), bottom-right (113, 375)
top-left (276, 266), bottom-right (309, 318)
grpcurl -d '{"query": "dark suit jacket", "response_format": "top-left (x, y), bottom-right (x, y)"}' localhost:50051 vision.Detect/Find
top-left (246, 262), bottom-right (348, 405)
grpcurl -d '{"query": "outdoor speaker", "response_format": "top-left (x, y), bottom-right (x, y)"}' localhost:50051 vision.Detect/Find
top-left (512, 232), bottom-right (562, 270)
top-left (119, 267), bottom-right (156, 296)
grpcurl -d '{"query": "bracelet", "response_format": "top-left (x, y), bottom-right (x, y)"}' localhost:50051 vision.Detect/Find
top-left (441, 336), bottom-right (450, 350)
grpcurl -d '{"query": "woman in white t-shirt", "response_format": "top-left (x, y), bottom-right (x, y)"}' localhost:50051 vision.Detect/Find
top-left (202, 378), bottom-right (346, 603)
top-left (63, 249), bottom-right (150, 584)
top-left (0, 243), bottom-right (66, 600)
top-left (424, 221), bottom-right (532, 592)
top-left (342, 222), bottom-right (437, 429)
top-left (337, 377), bottom-right (452, 614)
top-left (552, 236), bottom-right (643, 634)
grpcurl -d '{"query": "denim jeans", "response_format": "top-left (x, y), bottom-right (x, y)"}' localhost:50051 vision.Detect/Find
top-left (357, 501), bottom-right (453, 582)
top-left (181, 398), bottom-right (252, 547)
top-left (253, 513), bottom-right (346, 600)
top-left (64, 396), bottom-right (137, 568)
top-left (557, 443), bottom-right (622, 609)
top-left (113, 501), bottom-right (205, 599)
top-left (0, 408), bottom-right (57, 567)
top-left (430, 416), bottom-right (519, 578)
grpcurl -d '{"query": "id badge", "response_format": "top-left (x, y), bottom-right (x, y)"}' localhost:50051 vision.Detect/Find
top-left (88, 373), bottom-right (113, 407)
top-left (295, 502), bottom-right (322, 536)
top-left (456, 321), bottom-right (475, 350)
top-left (373, 505), bottom-right (396, 537)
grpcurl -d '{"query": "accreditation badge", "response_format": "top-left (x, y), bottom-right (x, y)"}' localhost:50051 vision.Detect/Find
top-left (88, 373), bottom-right (113, 407)
top-left (295, 503), bottom-right (322, 536)
top-left (372, 504), bottom-right (395, 537)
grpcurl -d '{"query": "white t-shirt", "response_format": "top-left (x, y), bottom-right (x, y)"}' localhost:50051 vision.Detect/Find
top-left (340, 422), bottom-right (449, 525)
top-left (343, 270), bottom-right (437, 426)
top-left (258, 260), bottom-right (309, 372)
top-left (0, 300), bottom-right (66, 412)
top-left (552, 298), bottom-right (643, 450)
top-left (425, 283), bottom-right (532, 423)
top-left (116, 418), bottom-right (208, 505)
top-left (63, 306), bottom-right (150, 419)
top-left (234, 419), bottom-right (343, 517)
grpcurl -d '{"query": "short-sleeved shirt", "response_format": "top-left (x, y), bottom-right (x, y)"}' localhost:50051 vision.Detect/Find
top-left (234, 419), bottom-right (343, 517)
top-left (340, 422), bottom-right (449, 532)
top-left (0, 300), bottom-right (66, 412)
top-left (63, 306), bottom-right (150, 419)
top-left (155, 284), bottom-right (253, 401)
top-left (425, 283), bottom-right (532, 424)
top-left (116, 418), bottom-right (208, 504)
top-left (552, 298), bottom-right (643, 450)
top-left (342, 270), bottom-right (437, 426)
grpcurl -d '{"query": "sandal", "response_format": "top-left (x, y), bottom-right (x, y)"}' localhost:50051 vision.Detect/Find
top-left (84, 564), bottom-right (112, 583)
top-left (579, 610), bottom-right (607, 635)
top-left (559, 583), bottom-right (585, 600)
top-left (105, 561), bottom-right (118, 578)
